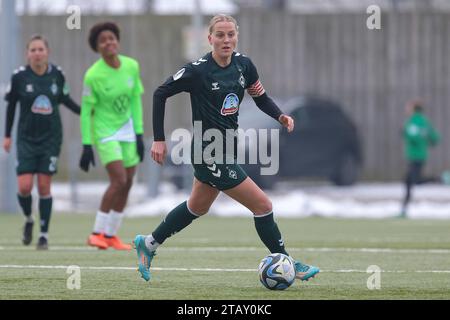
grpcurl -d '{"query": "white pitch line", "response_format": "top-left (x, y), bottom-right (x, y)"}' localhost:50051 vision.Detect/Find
top-left (0, 265), bottom-right (450, 273)
top-left (0, 246), bottom-right (449, 254)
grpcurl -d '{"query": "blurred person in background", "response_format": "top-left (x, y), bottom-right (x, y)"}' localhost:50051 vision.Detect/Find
top-left (3, 34), bottom-right (81, 250)
top-left (79, 22), bottom-right (145, 250)
top-left (400, 99), bottom-right (442, 218)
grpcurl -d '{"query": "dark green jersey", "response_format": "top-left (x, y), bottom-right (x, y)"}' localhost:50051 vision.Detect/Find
top-left (403, 111), bottom-right (440, 161)
top-left (4, 64), bottom-right (71, 145)
top-left (155, 52), bottom-right (261, 139)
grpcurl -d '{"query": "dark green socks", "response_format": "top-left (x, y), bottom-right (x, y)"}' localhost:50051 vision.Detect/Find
top-left (18, 194), bottom-right (32, 219)
top-left (254, 212), bottom-right (289, 255)
top-left (39, 197), bottom-right (53, 233)
top-left (152, 201), bottom-right (199, 244)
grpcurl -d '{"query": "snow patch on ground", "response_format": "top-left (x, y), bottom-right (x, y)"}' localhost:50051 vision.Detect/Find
top-left (51, 182), bottom-right (450, 219)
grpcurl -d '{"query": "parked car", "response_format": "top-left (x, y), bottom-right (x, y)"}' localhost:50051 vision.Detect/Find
top-left (238, 95), bottom-right (363, 189)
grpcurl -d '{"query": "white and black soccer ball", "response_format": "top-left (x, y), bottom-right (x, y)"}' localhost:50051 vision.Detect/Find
top-left (258, 253), bottom-right (296, 290)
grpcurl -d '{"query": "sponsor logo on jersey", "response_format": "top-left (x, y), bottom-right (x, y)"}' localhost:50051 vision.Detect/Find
top-left (212, 82), bottom-right (220, 91)
top-left (113, 94), bottom-right (130, 114)
top-left (173, 68), bottom-right (186, 81)
top-left (31, 95), bottom-right (53, 115)
top-left (26, 84), bottom-right (34, 93)
top-left (127, 77), bottom-right (134, 88)
top-left (221, 93), bottom-right (240, 116)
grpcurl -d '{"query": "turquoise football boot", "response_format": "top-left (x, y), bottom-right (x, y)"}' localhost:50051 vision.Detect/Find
top-left (294, 261), bottom-right (320, 281)
top-left (133, 235), bottom-right (156, 282)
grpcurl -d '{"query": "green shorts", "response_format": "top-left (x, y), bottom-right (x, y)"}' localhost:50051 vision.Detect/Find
top-left (192, 157), bottom-right (248, 191)
top-left (96, 140), bottom-right (139, 168)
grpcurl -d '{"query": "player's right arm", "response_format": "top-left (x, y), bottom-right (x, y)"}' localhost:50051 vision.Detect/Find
top-left (79, 73), bottom-right (96, 171)
top-left (151, 64), bottom-right (197, 165)
top-left (3, 73), bottom-right (20, 153)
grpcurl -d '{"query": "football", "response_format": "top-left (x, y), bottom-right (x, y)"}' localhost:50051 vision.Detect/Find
top-left (258, 253), bottom-right (296, 290)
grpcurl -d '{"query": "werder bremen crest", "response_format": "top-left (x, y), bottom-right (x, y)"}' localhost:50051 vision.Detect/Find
top-left (51, 80), bottom-right (58, 95)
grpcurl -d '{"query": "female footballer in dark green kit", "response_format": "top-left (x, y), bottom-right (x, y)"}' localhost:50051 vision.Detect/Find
top-left (3, 35), bottom-right (80, 250)
top-left (133, 15), bottom-right (319, 282)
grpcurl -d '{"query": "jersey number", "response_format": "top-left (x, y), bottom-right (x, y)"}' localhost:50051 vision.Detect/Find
top-left (49, 157), bottom-right (58, 173)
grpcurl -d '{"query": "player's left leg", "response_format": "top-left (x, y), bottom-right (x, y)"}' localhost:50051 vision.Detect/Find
top-left (401, 161), bottom-right (422, 218)
top-left (102, 142), bottom-right (142, 250)
top-left (100, 161), bottom-right (132, 250)
top-left (34, 152), bottom-right (59, 250)
top-left (17, 174), bottom-right (34, 246)
top-left (224, 177), bottom-right (319, 281)
top-left (36, 174), bottom-right (52, 250)
top-left (103, 165), bottom-right (136, 250)
top-left (416, 162), bottom-right (439, 184)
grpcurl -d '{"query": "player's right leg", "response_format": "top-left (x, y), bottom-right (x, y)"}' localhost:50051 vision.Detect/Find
top-left (17, 174), bottom-right (34, 245)
top-left (88, 142), bottom-right (128, 250)
top-left (134, 178), bottom-right (219, 281)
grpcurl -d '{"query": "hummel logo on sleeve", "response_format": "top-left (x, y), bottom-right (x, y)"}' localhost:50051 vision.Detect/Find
top-left (173, 68), bottom-right (186, 81)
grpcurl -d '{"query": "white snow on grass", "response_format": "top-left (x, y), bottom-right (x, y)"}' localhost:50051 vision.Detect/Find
top-left (51, 182), bottom-right (450, 219)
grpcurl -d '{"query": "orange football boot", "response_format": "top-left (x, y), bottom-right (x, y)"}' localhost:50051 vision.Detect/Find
top-left (87, 233), bottom-right (108, 250)
top-left (104, 235), bottom-right (132, 250)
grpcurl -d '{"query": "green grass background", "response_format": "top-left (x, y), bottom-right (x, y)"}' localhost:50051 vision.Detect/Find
top-left (0, 214), bottom-right (449, 300)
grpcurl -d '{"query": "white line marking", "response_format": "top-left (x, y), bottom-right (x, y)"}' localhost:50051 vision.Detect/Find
top-left (0, 265), bottom-right (449, 273)
top-left (0, 246), bottom-right (449, 254)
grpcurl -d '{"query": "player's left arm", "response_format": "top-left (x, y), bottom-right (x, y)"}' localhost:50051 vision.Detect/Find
top-left (60, 95), bottom-right (81, 115)
top-left (246, 59), bottom-right (294, 133)
top-left (3, 74), bottom-right (20, 153)
top-left (58, 68), bottom-right (81, 115)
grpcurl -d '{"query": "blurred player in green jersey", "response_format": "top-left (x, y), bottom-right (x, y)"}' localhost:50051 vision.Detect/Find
top-left (133, 14), bottom-right (319, 282)
top-left (3, 35), bottom-right (81, 250)
top-left (80, 22), bottom-right (145, 250)
top-left (400, 99), bottom-right (441, 218)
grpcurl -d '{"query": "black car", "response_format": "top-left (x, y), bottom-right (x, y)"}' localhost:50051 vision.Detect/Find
top-left (238, 95), bottom-right (362, 189)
